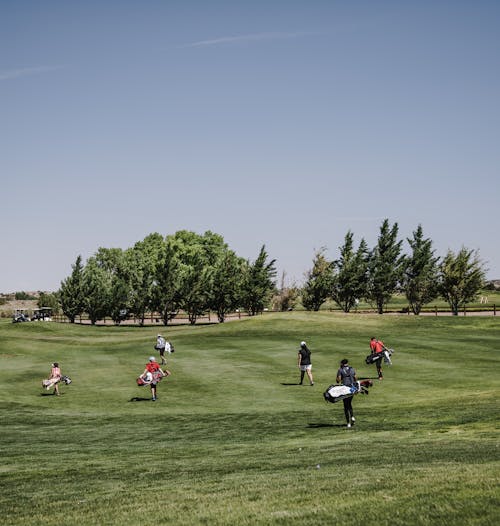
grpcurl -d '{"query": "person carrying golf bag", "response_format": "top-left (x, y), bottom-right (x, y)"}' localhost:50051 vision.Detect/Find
top-left (369, 337), bottom-right (389, 380)
top-left (336, 359), bottom-right (357, 428)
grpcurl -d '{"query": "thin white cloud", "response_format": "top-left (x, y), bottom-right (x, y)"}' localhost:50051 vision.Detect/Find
top-left (182, 31), bottom-right (315, 48)
top-left (0, 65), bottom-right (64, 81)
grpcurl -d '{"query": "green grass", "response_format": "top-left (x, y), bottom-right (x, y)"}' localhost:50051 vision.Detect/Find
top-left (0, 313), bottom-right (499, 525)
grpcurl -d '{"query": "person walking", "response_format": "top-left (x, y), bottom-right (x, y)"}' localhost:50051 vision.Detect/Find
top-left (140, 356), bottom-right (170, 401)
top-left (155, 335), bottom-right (175, 365)
top-left (370, 337), bottom-right (388, 380)
top-left (298, 341), bottom-right (314, 386)
top-left (336, 358), bottom-right (357, 428)
top-left (155, 334), bottom-right (167, 365)
top-left (47, 362), bottom-right (62, 395)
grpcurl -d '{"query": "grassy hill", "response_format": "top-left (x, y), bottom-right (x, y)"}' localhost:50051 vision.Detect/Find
top-left (0, 313), bottom-right (498, 525)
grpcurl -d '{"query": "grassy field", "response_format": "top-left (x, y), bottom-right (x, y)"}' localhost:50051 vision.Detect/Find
top-left (0, 313), bottom-right (499, 525)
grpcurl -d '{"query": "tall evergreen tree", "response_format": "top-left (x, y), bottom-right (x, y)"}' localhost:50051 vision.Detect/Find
top-left (331, 233), bottom-right (369, 312)
top-left (366, 219), bottom-right (404, 314)
top-left (59, 255), bottom-right (85, 323)
top-left (301, 248), bottom-right (333, 311)
top-left (438, 247), bottom-right (486, 315)
top-left (241, 245), bottom-right (277, 316)
top-left (402, 225), bottom-right (439, 314)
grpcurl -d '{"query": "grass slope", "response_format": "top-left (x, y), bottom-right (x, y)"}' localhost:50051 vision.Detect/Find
top-left (0, 313), bottom-right (499, 525)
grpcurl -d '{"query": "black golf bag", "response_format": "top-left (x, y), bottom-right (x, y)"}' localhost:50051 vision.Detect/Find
top-left (365, 348), bottom-right (394, 365)
top-left (323, 380), bottom-right (373, 403)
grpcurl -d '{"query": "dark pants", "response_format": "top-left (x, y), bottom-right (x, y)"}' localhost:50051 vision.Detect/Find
top-left (342, 396), bottom-right (354, 423)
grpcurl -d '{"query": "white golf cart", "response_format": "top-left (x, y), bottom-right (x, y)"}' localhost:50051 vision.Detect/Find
top-left (32, 307), bottom-right (52, 321)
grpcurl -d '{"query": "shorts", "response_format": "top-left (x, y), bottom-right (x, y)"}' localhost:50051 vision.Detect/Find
top-left (299, 364), bottom-right (312, 372)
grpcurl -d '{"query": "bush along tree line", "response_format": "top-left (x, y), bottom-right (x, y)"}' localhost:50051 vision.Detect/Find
top-left (59, 231), bottom-right (277, 325)
top-left (302, 219), bottom-right (487, 315)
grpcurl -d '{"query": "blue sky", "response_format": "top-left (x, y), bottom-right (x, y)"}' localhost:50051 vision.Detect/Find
top-left (1, 0), bottom-right (499, 292)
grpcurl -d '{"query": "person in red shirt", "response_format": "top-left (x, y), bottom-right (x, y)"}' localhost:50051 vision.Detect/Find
top-left (140, 356), bottom-right (170, 401)
top-left (369, 337), bottom-right (387, 380)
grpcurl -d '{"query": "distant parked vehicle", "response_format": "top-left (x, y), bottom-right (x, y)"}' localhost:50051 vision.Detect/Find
top-left (12, 309), bottom-right (30, 323)
top-left (32, 307), bottom-right (52, 321)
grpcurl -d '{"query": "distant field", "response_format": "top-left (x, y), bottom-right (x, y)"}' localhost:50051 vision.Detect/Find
top-left (0, 313), bottom-right (498, 525)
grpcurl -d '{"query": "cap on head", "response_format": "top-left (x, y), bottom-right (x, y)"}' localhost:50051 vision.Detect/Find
top-left (52, 362), bottom-right (59, 367)
top-left (300, 341), bottom-right (306, 347)
top-left (149, 356), bottom-right (156, 362)
top-left (340, 359), bottom-right (348, 366)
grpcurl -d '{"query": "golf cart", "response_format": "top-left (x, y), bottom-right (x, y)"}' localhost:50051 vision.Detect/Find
top-left (32, 307), bottom-right (52, 321)
top-left (12, 309), bottom-right (30, 323)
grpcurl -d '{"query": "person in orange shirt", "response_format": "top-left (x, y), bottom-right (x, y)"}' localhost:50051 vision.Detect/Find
top-left (370, 337), bottom-right (389, 380)
top-left (140, 357), bottom-right (170, 401)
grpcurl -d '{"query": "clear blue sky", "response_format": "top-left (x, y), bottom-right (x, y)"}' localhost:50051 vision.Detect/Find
top-left (1, 0), bottom-right (499, 292)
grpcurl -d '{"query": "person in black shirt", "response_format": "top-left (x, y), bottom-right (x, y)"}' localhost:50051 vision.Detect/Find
top-left (336, 358), bottom-right (357, 428)
top-left (297, 341), bottom-right (314, 386)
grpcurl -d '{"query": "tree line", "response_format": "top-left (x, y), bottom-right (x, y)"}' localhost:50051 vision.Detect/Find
top-left (300, 219), bottom-right (486, 315)
top-left (53, 221), bottom-right (486, 324)
top-left (59, 231), bottom-right (276, 325)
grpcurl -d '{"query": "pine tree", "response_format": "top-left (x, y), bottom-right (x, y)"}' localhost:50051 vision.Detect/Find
top-left (332, 232), bottom-right (369, 312)
top-left (402, 225), bottom-right (439, 314)
top-left (241, 246), bottom-right (277, 315)
top-left (301, 248), bottom-right (333, 311)
top-left (366, 219), bottom-right (403, 314)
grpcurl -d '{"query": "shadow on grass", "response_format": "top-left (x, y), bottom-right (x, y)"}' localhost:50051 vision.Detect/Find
top-left (281, 382), bottom-right (302, 386)
top-left (308, 422), bottom-right (346, 428)
top-left (129, 397), bottom-right (153, 402)
top-left (40, 392), bottom-right (62, 397)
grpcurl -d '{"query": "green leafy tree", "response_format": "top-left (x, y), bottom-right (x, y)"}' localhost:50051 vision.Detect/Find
top-left (82, 257), bottom-right (112, 325)
top-left (402, 225), bottom-right (439, 314)
top-left (94, 247), bottom-right (131, 324)
top-left (59, 255), bottom-right (85, 323)
top-left (15, 291), bottom-right (35, 300)
top-left (154, 236), bottom-right (182, 325)
top-left (366, 219), bottom-right (404, 314)
top-left (177, 250), bottom-right (212, 325)
top-left (37, 292), bottom-right (60, 314)
top-left (438, 247), bottom-right (486, 315)
top-left (241, 245), bottom-right (277, 315)
top-left (125, 233), bottom-right (165, 325)
top-left (209, 249), bottom-right (245, 322)
top-left (301, 248), bottom-right (334, 311)
top-left (167, 231), bottom-right (226, 324)
top-left (109, 275), bottom-right (131, 324)
top-left (331, 233), bottom-right (369, 312)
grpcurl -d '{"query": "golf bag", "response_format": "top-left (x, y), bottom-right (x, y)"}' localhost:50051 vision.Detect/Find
top-left (137, 372), bottom-right (153, 386)
top-left (137, 370), bottom-right (166, 386)
top-left (365, 348), bottom-right (394, 366)
top-left (323, 379), bottom-right (373, 404)
top-left (42, 375), bottom-right (71, 390)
